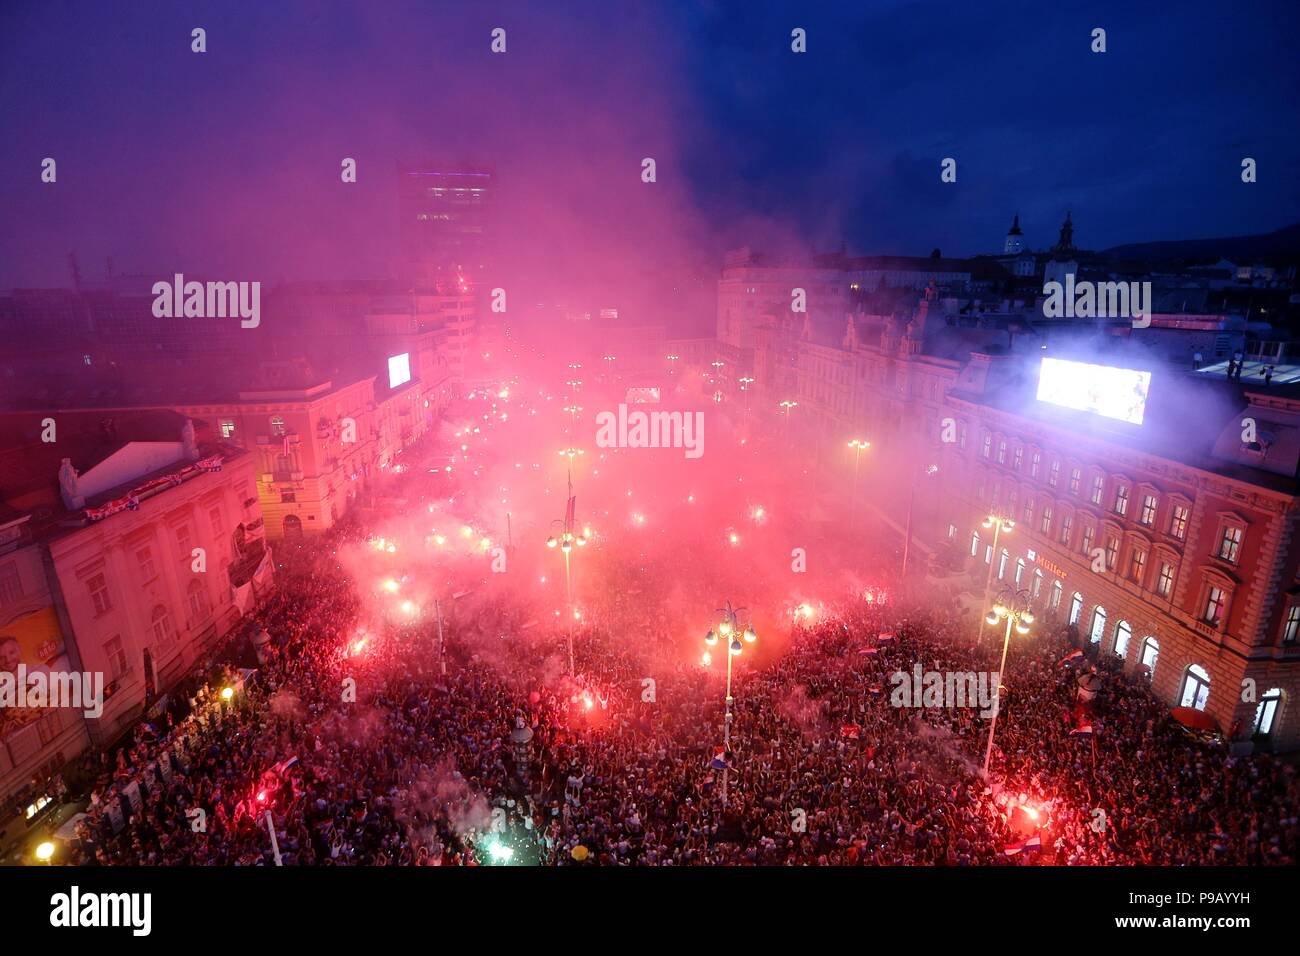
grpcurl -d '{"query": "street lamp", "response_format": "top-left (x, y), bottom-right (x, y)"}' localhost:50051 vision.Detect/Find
top-left (847, 439), bottom-right (871, 529)
top-left (976, 512), bottom-right (1015, 646)
top-left (547, 477), bottom-right (587, 676)
top-left (779, 400), bottom-right (798, 435)
top-left (34, 841), bottom-right (55, 864)
top-left (981, 586), bottom-right (1034, 777)
top-left (738, 376), bottom-right (755, 434)
top-left (703, 600), bottom-right (756, 808)
top-left (901, 463), bottom-right (940, 577)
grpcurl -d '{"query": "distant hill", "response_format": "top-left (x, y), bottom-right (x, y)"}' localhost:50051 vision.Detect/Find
top-left (1101, 223), bottom-right (1300, 263)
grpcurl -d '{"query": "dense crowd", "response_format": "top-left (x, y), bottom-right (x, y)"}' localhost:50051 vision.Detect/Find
top-left (63, 517), bottom-right (1298, 866)
top-left (52, 396), bottom-right (1299, 868)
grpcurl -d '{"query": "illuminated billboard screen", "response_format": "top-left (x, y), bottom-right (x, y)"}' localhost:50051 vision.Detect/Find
top-left (1036, 357), bottom-right (1150, 425)
top-left (387, 353), bottom-right (411, 389)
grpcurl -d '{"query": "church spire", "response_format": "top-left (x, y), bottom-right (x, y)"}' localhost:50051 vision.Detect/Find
top-left (1008, 212), bottom-right (1022, 236)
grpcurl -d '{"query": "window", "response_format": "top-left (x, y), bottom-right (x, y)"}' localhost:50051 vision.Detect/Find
top-left (270, 416), bottom-right (287, 436)
top-left (1140, 637), bottom-right (1159, 678)
top-left (1104, 536), bottom-right (1119, 570)
top-left (208, 506), bottom-right (224, 538)
top-left (1069, 592), bottom-right (1083, 625)
top-left (103, 636), bottom-right (127, 680)
top-left (1015, 558), bottom-right (1025, 586)
top-left (1051, 580), bottom-right (1062, 609)
top-left (1081, 524), bottom-right (1094, 557)
top-left (281, 491), bottom-right (297, 503)
top-left (1253, 688), bottom-right (1282, 738)
top-left (135, 546), bottom-right (157, 583)
top-left (1156, 561), bottom-right (1174, 598)
top-left (1204, 586), bottom-right (1227, 627)
top-left (87, 573), bottom-right (112, 615)
top-left (1140, 494), bottom-right (1158, 526)
top-left (981, 434), bottom-right (991, 459)
top-left (1033, 568), bottom-right (1043, 598)
top-left (1090, 474), bottom-right (1104, 505)
top-left (220, 420), bottom-right (237, 439)
top-left (1039, 505), bottom-right (1052, 535)
top-left (998, 549), bottom-right (1009, 579)
top-left (1069, 467), bottom-right (1081, 495)
top-left (150, 605), bottom-right (175, 646)
top-left (187, 579), bottom-right (210, 620)
top-left (1030, 452), bottom-right (1041, 479)
top-left (1114, 484), bottom-right (1129, 517)
top-left (1169, 504), bottom-right (1189, 540)
top-left (997, 440), bottom-right (1007, 465)
top-left (1284, 604), bottom-right (1300, 644)
top-left (1180, 664), bottom-right (1212, 711)
top-left (1114, 621), bottom-right (1132, 657)
top-left (1217, 525), bottom-right (1243, 564)
top-left (175, 525), bottom-right (193, 563)
top-left (970, 531), bottom-right (980, 557)
top-left (1013, 446), bottom-right (1023, 471)
top-left (947, 524), bottom-right (957, 540)
top-left (1022, 497), bottom-right (1033, 524)
top-left (984, 545), bottom-right (993, 565)
top-left (0, 562), bottom-right (21, 605)
top-left (957, 424), bottom-right (967, 449)
top-left (1130, 548), bottom-right (1147, 584)
top-left (1049, 460), bottom-right (1060, 488)
top-left (1059, 513), bottom-right (1073, 546)
top-left (1089, 606), bottom-right (1107, 644)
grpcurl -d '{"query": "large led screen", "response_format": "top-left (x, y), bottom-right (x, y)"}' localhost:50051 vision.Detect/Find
top-left (1036, 357), bottom-right (1150, 425)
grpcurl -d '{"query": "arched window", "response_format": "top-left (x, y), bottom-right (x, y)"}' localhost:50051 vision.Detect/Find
top-left (1253, 688), bottom-right (1283, 738)
top-left (998, 549), bottom-right (1009, 580)
top-left (187, 578), bottom-right (209, 619)
top-left (150, 605), bottom-right (174, 646)
top-left (1114, 620), bottom-right (1132, 657)
top-left (1015, 557), bottom-right (1026, 586)
top-left (1051, 580), bottom-right (1062, 610)
top-left (1139, 637), bottom-right (1159, 679)
top-left (1069, 592), bottom-right (1083, 625)
top-left (1180, 664), bottom-right (1211, 711)
top-left (1089, 606), bottom-right (1107, 645)
top-left (1032, 568), bottom-right (1043, 599)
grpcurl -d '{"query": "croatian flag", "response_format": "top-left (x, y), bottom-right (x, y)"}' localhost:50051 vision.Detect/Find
top-left (1058, 649), bottom-right (1084, 666)
top-left (709, 747), bottom-right (733, 771)
top-left (1069, 724), bottom-right (1094, 738)
top-left (1004, 835), bottom-right (1042, 857)
top-left (860, 647), bottom-right (879, 656)
top-left (840, 724), bottom-right (860, 740)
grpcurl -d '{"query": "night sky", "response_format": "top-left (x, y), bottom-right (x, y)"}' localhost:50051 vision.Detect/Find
top-left (2, 0), bottom-right (1298, 290)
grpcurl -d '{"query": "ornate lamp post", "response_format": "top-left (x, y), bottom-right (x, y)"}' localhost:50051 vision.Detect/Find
top-left (976, 512), bottom-right (1014, 646)
top-left (982, 586), bottom-right (1034, 777)
top-left (703, 601), bottom-right (757, 807)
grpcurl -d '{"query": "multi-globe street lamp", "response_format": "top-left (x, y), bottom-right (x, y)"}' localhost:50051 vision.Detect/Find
top-left (547, 502), bottom-right (587, 676)
top-left (981, 586), bottom-right (1034, 777)
top-left (779, 400), bottom-right (798, 435)
top-left (976, 512), bottom-right (1015, 646)
top-left (846, 438), bottom-right (871, 529)
top-left (703, 601), bottom-right (757, 808)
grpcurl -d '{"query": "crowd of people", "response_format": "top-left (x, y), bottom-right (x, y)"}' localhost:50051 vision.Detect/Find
top-left (51, 391), bottom-right (1300, 868)
top-left (62, 519), bottom-right (1298, 866)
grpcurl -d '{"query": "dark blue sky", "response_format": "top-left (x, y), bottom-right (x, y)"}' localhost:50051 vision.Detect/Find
top-left (2, 0), bottom-right (1298, 289)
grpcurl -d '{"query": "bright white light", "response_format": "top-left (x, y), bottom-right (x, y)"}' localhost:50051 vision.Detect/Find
top-left (1036, 357), bottom-right (1150, 425)
top-left (387, 353), bottom-right (411, 388)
